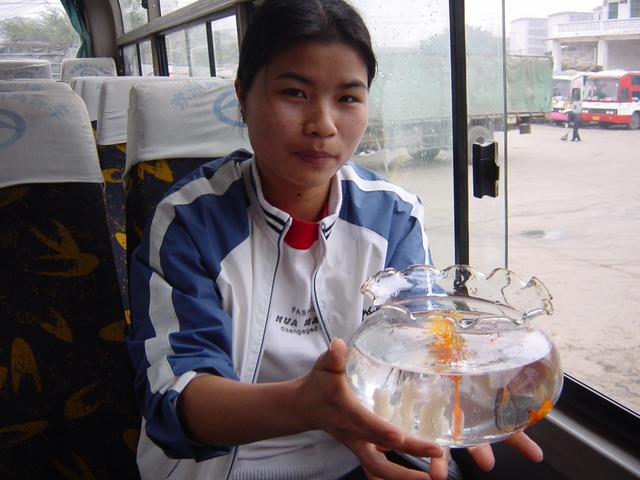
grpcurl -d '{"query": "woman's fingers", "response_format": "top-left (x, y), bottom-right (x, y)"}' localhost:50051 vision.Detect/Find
top-left (428, 449), bottom-right (451, 480)
top-left (467, 443), bottom-right (495, 471)
top-left (504, 431), bottom-right (543, 463)
top-left (395, 433), bottom-right (445, 459)
top-left (351, 441), bottom-right (431, 480)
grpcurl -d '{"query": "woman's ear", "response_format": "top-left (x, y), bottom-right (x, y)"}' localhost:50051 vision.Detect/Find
top-left (235, 79), bottom-right (246, 119)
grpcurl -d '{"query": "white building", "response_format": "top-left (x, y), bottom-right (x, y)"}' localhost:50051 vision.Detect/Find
top-left (510, 1), bottom-right (640, 72)
top-left (509, 17), bottom-right (549, 56)
top-left (549, 1), bottom-right (640, 72)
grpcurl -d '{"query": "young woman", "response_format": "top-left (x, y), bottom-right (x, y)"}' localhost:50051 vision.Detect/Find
top-left (127, 1), bottom-right (542, 479)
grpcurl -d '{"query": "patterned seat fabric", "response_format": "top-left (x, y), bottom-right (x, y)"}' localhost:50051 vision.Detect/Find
top-left (0, 90), bottom-right (140, 479)
top-left (98, 143), bottom-right (129, 311)
top-left (0, 184), bottom-right (140, 479)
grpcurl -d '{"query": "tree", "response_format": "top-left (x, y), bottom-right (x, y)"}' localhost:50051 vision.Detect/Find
top-left (0, 8), bottom-right (78, 45)
top-left (120, 0), bottom-right (147, 31)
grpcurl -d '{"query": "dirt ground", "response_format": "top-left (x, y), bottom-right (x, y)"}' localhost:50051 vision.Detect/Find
top-left (382, 123), bottom-right (640, 413)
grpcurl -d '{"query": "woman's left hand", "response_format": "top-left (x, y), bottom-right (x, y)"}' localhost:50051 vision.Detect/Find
top-left (430, 431), bottom-right (544, 473)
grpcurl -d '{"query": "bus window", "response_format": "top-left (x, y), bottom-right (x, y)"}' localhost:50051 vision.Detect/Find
top-left (571, 87), bottom-right (581, 101)
top-left (159, 0), bottom-right (199, 16)
top-left (122, 43), bottom-right (140, 76)
top-left (620, 87), bottom-right (630, 102)
top-left (166, 24), bottom-right (210, 77)
top-left (139, 39), bottom-right (154, 76)
top-left (119, 0), bottom-right (148, 33)
top-left (211, 15), bottom-right (240, 79)
top-left (0, 2), bottom-right (80, 80)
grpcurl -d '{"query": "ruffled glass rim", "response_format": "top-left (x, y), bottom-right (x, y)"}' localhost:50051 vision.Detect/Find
top-left (361, 264), bottom-right (554, 325)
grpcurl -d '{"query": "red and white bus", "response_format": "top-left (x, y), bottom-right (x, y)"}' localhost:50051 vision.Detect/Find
top-left (581, 70), bottom-right (640, 129)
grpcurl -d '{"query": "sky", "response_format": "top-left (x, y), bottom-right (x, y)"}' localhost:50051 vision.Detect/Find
top-left (0, 0), bottom-right (62, 19)
top-left (358, 0), bottom-right (603, 47)
top-left (0, 0), bottom-right (603, 38)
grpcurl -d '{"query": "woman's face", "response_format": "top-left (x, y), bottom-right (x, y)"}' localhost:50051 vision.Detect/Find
top-left (236, 40), bottom-right (369, 200)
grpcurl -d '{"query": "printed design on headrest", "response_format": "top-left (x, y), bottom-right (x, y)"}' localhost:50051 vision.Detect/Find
top-left (1, 94), bottom-right (71, 120)
top-left (0, 109), bottom-right (26, 150)
top-left (79, 69), bottom-right (99, 77)
top-left (69, 63), bottom-right (114, 77)
top-left (213, 88), bottom-right (245, 128)
top-left (29, 220), bottom-right (99, 277)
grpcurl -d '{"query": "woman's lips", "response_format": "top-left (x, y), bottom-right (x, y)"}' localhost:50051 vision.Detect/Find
top-left (294, 150), bottom-right (337, 163)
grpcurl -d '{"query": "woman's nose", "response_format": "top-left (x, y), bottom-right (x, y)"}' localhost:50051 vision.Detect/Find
top-left (303, 103), bottom-right (338, 138)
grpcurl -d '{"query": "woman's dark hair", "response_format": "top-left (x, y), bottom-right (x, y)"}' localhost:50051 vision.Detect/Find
top-left (236, 0), bottom-right (377, 92)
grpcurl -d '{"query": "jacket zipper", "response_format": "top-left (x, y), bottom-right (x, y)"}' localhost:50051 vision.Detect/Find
top-left (225, 224), bottom-right (285, 480)
top-left (311, 236), bottom-right (332, 344)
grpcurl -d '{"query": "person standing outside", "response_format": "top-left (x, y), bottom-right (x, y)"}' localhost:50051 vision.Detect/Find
top-left (127, 1), bottom-right (544, 479)
top-left (570, 103), bottom-right (582, 142)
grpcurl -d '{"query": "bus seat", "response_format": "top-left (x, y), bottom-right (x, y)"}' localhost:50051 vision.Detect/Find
top-left (0, 79), bottom-right (72, 93)
top-left (0, 59), bottom-right (53, 80)
top-left (124, 78), bottom-right (251, 259)
top-left (0, 92), bottom-right (141, 479)
top-left (70, 76), bottom-right (117, 125)
top-left (95, 77), bottom-right (175, 313)
top-left (60, 57), bottom-right (117, 84)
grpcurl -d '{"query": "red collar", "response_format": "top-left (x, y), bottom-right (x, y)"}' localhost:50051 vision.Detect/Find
top-left (284, 202), bottom-right (329, 250)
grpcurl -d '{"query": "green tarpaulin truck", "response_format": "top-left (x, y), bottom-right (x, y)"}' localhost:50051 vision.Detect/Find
top-left (357, 51), bottom-right (553, 168)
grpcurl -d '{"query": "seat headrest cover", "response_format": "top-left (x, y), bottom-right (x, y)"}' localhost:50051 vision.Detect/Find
top-left (73, 76), bottom-right (121, 122)
top-left (60, 57), bottom-right (117, 83)
top-left (0, 59), bottom-right (52, 80)
top-left (96, 76), bottom-right (175, 146)
top-left (0, 79), bottom-right (73, 93)
top-left (125, 78), bottom-right (252, 175)
top-left (0, 92), bottom-right (103, 189)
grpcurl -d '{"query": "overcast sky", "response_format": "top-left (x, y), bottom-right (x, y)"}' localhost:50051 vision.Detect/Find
top-left (0, 0), bottom-right (603, 39)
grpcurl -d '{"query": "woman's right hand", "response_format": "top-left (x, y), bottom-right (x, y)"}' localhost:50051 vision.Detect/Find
top-left (294, 338), bottom-right (447, 480)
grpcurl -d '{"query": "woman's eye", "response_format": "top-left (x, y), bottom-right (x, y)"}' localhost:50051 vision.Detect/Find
top-left (339, 95), bottom-right (358, 104)
top-left (282, 88), bottom-right (306, 99)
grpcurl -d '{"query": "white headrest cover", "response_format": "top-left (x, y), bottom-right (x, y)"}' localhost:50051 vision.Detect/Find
top-left (0, 80), bottom-right (72, 93)
top-left (0, 60), bottom-right (52, 80)
top-left (126, 79), bottom-right (251, 174)
top-left (60, 57), bottom-right (117, 83)
top-left (0, 92), bottom-right (103, 189)
top-left (96, 76), bottom-right (175, 146)
top-left (73, 76), bottom-right (119, 122)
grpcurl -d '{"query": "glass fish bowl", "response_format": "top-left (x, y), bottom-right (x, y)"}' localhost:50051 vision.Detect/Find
top-left (345, 264), bottom-right (563, 447)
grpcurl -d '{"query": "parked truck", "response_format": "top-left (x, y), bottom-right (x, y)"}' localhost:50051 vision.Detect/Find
top-left (356, 51), bottom-right (553, 168)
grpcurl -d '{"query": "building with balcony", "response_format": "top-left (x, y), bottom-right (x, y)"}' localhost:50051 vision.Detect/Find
top-left (510, 1), bottom-right (640, 72)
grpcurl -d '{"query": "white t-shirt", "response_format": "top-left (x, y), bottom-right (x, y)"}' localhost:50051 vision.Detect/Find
top-left (231, 239), bottom-right (359, 479)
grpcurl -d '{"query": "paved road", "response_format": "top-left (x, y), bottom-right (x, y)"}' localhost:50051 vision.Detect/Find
top-left (382, 123), bottom-right (640, 413)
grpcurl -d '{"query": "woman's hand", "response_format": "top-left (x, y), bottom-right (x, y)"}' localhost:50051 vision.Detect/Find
top-left (294, 338), bottom-right (446, 480)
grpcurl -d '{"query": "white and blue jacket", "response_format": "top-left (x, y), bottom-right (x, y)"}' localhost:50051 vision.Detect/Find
top-left (127, 149), bottom-right (432, 479)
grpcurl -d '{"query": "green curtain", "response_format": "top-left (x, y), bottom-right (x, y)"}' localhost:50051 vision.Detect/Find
top-left (59, 0), bottom-right (92, 57)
